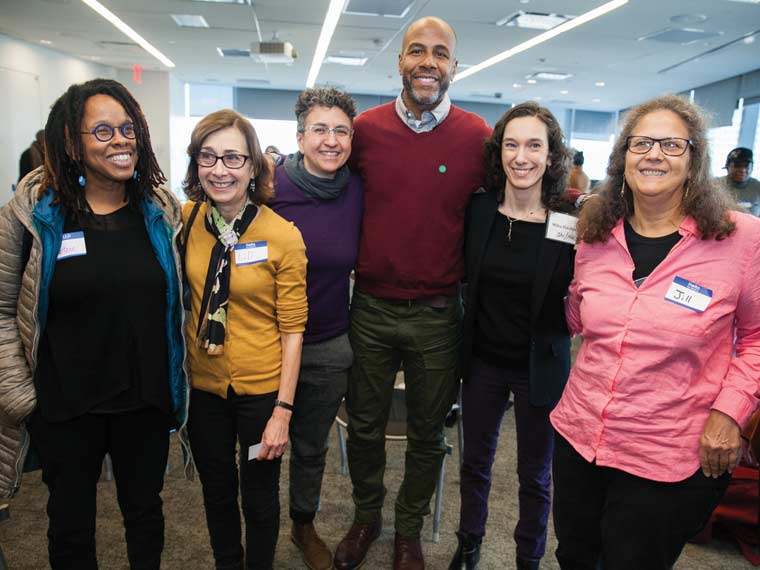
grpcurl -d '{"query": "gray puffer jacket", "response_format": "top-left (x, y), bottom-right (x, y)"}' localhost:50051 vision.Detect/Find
top-left (0, 168), bottom-right (192, 498)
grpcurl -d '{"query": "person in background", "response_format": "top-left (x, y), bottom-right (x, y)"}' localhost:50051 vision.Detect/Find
top-left (721, 147), bottom-right (760, 216)
top-left (449, 102), bottom-right (574, 570)
top-left (182, 109), bottom-right (307, 570)
top-left (551, 95), bottom-right (760, 569)
top-left (568, 150), bottom-right (590, 193)
top-left (333, 16), bottom-right (492, 570)
top-left (268, 87), bottom-right (363, 570)
top-left (0, 78), bottom-right (189, 569)
top-left (18, 129), bottom-right (45, 182)
top-left (264, 145), bottom-right (281, 155)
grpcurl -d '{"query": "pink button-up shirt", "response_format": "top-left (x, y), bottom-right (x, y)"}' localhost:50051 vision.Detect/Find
top-left (551, 213), bottom-right (760, 482)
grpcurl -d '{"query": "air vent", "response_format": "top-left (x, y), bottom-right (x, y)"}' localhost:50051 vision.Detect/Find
top-left (236, 78), bottom-right (272, 86)
top-left (639, 27), bottom-right (722, 45)
top-left (217, 48), bottom-right (251, 58)
top-left (251, 41), bottom-right (297, 64)
top-left (496, 11), bottom-right (572, 30)
top-left (526, 71), bottom-right (573, 81)
top-left (325, 55), bottom-right (368, 66)
top-left (344, 0), bottom-right (414, 18)
top-left (171, 14), bottom-right (209, 28)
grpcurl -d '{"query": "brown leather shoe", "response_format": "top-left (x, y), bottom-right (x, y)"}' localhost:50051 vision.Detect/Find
top-left (393, 533), bottom-right (425, 570)
top-left (291, 522), bottom-right (333, 570)
top-left (333, 519), bottom-right (382, 570)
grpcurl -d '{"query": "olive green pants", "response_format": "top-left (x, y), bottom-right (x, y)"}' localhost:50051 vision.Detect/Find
top-left (346, 289), bottom-right (461, 537)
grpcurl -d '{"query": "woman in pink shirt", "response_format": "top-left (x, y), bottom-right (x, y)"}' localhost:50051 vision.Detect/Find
top-left (550, 94), bottom-right (760, 570)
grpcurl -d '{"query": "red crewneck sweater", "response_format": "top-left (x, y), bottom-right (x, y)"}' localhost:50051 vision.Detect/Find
top-left (351, 102), bottom-right (491, 299)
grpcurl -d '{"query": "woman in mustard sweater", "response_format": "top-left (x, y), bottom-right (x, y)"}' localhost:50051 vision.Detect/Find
top-left (182, 109), bottom-right (308, 570)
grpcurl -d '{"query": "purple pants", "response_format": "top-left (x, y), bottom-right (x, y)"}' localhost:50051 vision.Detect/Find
top-left (458, 356), bottom-right (554, 560)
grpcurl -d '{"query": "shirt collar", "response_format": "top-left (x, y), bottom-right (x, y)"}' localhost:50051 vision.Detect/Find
top-left (395, 93), bottom-right (451, 133)
top-left (613, 214), bottom-right (700, 246)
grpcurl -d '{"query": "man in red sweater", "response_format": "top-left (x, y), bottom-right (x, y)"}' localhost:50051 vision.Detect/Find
top-left (334, 16), bottom-right (492, 570)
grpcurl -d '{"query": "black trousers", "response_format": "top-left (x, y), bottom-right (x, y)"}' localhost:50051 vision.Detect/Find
top-left (188, 388), bottom-right (280, 570)
top-left (552, 433), bottom-right (730, 570)
top-left (27, 407), bottom-right (171, 570)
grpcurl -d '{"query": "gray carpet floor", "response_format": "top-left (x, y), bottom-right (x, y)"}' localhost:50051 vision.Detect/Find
top-left (0, 405), bottom-right (756, 569)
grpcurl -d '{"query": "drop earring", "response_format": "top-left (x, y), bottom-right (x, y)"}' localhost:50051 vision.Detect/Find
top-left (248, 179), bottom-right (256, 192)
top-left (620, 177), bottom-right (626, 197)
top-left (78, 175), bottom-right (86, 187)
top-left (132, 170), bottom-right (139, 180)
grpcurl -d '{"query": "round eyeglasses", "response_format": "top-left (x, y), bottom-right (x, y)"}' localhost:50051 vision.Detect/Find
top-left (626, 136), bottom-right (691, 157)
top-left (196, 152), bottom-right (250, 169)
top-left (81, 122), bottom-right (136, 142)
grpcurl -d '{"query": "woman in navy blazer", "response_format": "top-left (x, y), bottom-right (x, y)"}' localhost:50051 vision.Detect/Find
top-left (449, 102), bottom-right (575, 570)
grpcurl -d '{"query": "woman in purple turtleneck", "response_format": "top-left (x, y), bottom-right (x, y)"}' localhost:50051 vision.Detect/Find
top-left (268, 87), bottom-right (363, 570)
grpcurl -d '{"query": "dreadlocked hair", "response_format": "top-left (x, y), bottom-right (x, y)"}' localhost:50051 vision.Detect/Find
top-left (40, 78), bottom-right (166, 211)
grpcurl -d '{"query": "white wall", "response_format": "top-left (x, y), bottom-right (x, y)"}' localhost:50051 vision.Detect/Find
top-left (116, 68), bottom-right (173, 193)
top-left (0, 34), bottom-right (115, 205)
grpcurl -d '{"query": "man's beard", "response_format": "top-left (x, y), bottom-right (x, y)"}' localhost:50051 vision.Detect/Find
top-left (402, 74), bottom-right (450, 108)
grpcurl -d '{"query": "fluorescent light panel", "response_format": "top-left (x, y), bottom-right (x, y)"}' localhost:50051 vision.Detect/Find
top-left (306, 0), bottom-right (347, 88)
top-left (171, 14), bottom-right (209, 28)
top-left (81, 0), bottom-right (175, 67)
top-left (325, 55), bottom-right (368, 66)
top-left (454, 0), bottom-right (628, 83)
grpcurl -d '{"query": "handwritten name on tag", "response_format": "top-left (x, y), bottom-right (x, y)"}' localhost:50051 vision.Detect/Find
top-left (664, 276), bottom-right (712, 312)
top-left (235, 241), bottom-right (268, 266)
top-left (545, 212), bottom-right (578, 245)
top-left (57, 231), bottom-right (87, 260)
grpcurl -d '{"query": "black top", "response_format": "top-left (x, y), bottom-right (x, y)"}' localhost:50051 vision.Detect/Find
top-left (624, 219), bottom-right (681, 287)
top-left (473, 214), bottom-right (545, 368)
top-left (34, 204), bottom-right (171, 422)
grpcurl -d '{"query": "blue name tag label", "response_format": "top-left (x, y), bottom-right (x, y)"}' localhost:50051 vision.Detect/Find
top-left (664, 276), bottom-right (712, 312)
top-left (57, 231), bottom-right (87, 260)
top-left (234, 241), bottom-right (268, 266)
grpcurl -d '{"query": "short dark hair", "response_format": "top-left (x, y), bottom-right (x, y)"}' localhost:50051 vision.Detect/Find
top-left (40, 78), bottom-right (165, 209)
top-left (183, 109), bottom-right (273, 205)
top-left (294, 88), bottom-right (357, 132)
top-left (483, 101), bottom-right (571, 211)
top-left (573, 150), bottom-right (585, 166)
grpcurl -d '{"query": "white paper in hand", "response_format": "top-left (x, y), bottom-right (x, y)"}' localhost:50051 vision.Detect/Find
top-left (248, 442), bottom-right (263, 460)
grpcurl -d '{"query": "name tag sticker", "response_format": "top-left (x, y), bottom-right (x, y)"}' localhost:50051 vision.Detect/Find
top-left (664, 276), bottom-right (712, 312)
top-left (545, 212), bottom-right (578, 245)
top-left (235, 241), bottom-right (268, 266)
top-left (57, 231), bottom-right (87, 260)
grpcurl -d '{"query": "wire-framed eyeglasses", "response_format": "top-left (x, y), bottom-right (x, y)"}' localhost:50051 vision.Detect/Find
top-left (626, 136), bottom-right (691, 157)
top-left (196, 152), bottom-right (250, 169)
top-left (81, 122), bottom-right (136, 142)
top-left (302, 124), bottom-right (353, 139)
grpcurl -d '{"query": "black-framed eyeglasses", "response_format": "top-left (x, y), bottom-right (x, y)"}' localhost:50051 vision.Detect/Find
top-left (196, 151), bottom-right (250, 169)
top-left (301, 124), bottom-right (353, 139)
top-left (626, 136), bottom-right (691, 157)
top-left (81, 122), bottom-right (136, 142)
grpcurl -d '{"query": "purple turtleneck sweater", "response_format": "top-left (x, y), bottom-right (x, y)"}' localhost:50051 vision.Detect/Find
top-left (270, 164), bottom-right (363, 344)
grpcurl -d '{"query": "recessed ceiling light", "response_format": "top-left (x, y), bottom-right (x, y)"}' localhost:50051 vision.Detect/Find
top-left (534, 96), bottom-right (542, 101)
top-left (40, 39), bottom-right (53, 45)
top-left (171, 14), bottom-right (209, 28)
top-left (592, 98), bottom-right (601, 103)
top-left (595, 81), bottom-right (605, 87)
top-left (217, 47), bottom-right (250, 58)
top-left (513, 83), bottom-right (523, 88)
top-left (527, 71), bottom-right (573, 81)
top-left (527, 78), bottom-right (537, 84)
top-left (325, 55), bottom-right (368, 66)
top-left (669, 13), bottom-right (707, 25)
top-left (497, 11), bottom-right (573, 30)
top-left (560, 89), bottom-right (569, 94)
top-left (343, 0), bottom-right (414, 18)
top-left (744, 35), bottom-right (756, 44)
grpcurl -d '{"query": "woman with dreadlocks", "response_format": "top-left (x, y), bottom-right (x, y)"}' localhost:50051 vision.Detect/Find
top-left (0, 78), bottom-right (188, 569)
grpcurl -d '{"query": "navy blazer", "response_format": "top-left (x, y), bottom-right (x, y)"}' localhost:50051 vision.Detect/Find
top-left (462, 190), bottom-right (575, 407)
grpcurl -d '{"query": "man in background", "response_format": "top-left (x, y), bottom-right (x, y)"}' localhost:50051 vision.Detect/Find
top-left (721, 147), bottom-right (760, 216)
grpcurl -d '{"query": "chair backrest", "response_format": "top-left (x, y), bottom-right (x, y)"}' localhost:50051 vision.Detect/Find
top-left (741, 408), bottom-right (760, 467)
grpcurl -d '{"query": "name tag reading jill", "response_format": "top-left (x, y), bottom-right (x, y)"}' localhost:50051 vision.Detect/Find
top-left (545, 212), bottom-right (578, 245)
top-left (235, 241), bottom-right (268, 266)
top-left (664, 276), bottom-right (712, 312)
top-left (57, 231), bottom-right (87, 260)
